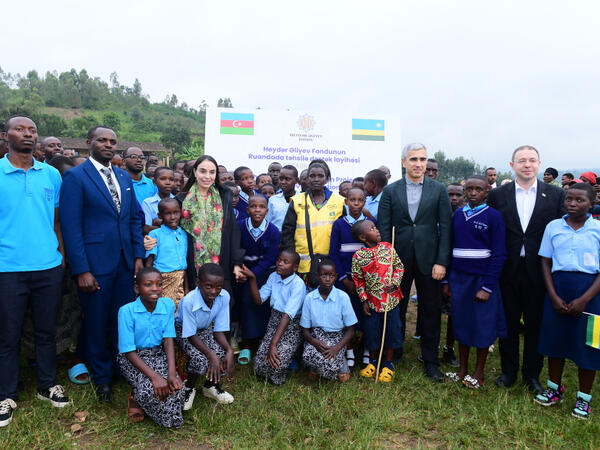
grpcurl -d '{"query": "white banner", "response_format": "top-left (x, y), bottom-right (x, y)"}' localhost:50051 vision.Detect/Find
top-left (204, 108), bottom-right (402, 190)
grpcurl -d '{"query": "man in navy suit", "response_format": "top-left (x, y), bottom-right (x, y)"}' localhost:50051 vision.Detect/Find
top-left (60, 126), bottom-right (144, 402)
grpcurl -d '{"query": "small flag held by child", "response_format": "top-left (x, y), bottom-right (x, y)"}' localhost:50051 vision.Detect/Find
top-left (585, 312), bottom-right (600, 349)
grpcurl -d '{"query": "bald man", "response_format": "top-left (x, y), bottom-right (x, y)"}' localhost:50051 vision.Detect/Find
top-left (40, 137), bottom-right (63, 162)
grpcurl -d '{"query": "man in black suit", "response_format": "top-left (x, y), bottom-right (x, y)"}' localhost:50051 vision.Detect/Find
top-left (378, 143), bottom-right (452, 381)
top-left (488, 145), bottom-right (565, 394)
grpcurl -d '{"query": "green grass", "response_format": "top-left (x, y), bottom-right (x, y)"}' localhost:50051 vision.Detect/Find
top-left (2, 304), bottom-right (600, 449)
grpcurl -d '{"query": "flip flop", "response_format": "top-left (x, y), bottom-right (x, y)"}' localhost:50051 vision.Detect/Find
top-left (68, 363), bottom-right (90, 385)
top-left (360, 363), bottom-right (376, 378)
top-left (462, 374), bottom-right (483, 389)
top-left (378, 367), bottom-right (394, 383)
top-left (445, 372), bottom-right (461, 382)
top-left (237, 349), bottom-right (251, 365)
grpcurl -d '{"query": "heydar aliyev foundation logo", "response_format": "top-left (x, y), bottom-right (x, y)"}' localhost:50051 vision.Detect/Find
top-left (297, 114), bottom-right (315, 132)
top-left (291, 114), bottom-right (322, 142)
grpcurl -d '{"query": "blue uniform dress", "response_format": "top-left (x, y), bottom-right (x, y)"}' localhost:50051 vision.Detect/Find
top-left (448, 204), bottom-right (508, 348)
top-left (237, 218), bottom-right (281, 339)
top-left (300, 286), bottom-right (357, 379)
top-left (329, 214), bottom-right (375, 331)
top-left (538, 215), bottom-right (600, 370)
top-left (117, 297), bottom-right (184, 428)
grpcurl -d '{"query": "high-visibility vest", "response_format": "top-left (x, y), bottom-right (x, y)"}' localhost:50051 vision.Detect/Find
top-left (291, 192), bottom-right (345, 273)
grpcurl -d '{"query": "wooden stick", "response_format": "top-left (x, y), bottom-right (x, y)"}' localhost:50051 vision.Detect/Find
top-left (375, 226), bottom-right (395, 383)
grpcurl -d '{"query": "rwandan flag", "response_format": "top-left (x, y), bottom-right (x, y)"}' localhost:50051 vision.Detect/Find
top-left (586, 313), bottom-right (600, 349)
top-left (352, 118), bottom-right (385, 141)
top-left (220, 112), bottom-right (254, 135)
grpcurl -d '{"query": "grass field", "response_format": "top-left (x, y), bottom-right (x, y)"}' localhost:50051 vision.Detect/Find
top-left (2, 304), bottom-right (599, 449)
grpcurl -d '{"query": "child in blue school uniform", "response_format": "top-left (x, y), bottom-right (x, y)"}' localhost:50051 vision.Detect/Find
top-left (329, 187), bottom-right (375, 368)
top-left (300, 258), bottom-right (357, 382)
top-left (535, 183), bottom-right (600, 419)
top-left (175, 263), bottom-right (235, 409)
top-left (236, 195), bottom-right (281, 365)
top-left (141, 167), bottom-right (175, 234)
top-left (117, 267), bottom-right (185, 428)
top-left (241, 249), bottom-right (306, 385)
top-left (145, 198), bottom-right (189, 309)
top-left (234, 166), bottom-right (255, 221)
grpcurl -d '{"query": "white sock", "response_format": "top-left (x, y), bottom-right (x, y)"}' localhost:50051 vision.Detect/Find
top-left (346, 349), bottom-right (355, 359)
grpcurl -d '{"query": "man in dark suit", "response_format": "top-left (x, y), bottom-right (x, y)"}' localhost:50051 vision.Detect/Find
top-left (378, 143), bottom-right (452, 381)
top-left (59, 126), bottom-right (144, 402)
top-left (487, 145), bottom-right (565, 394)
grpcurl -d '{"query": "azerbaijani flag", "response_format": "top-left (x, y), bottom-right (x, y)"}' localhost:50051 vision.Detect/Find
top-left (352, 118), bottom-right (385, 141)
top-left (586, 313), bottom-right (600, 349)
top-left (220, 112), bottom-right (254, 135)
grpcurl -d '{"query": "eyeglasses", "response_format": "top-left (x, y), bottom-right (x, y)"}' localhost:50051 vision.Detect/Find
top-left (125, 155), bottom-right (146, 161)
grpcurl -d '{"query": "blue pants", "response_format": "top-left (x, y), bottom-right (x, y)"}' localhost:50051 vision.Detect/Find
top-left (363, 305), bottom-right (404, 353)
top-left (78, 255), bottom-right (134, 385)
top-left (0, 265), bottom-right (64, 400)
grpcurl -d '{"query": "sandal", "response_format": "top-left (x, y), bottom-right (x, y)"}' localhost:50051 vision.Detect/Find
top-left (68, 363), bottom-right (90, 385)
top-left (360, 363), bottom-right (376, 378)
top-left (237, 349), bottom-right (251, 365)
top-left (128, 393), bottom-right (145, 422)
top-left (462, 374), bottom-right (483, 389)
top-left (378, 367), bottom-right (394, 383)
top-left (445, 372), bottom-right (462, 382)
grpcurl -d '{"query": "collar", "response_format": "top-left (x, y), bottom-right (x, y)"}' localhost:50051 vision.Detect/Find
top-left (316, 287), bottom-right (336, 302)
top-left (89, 156), bottom-right (114, 173)
top-left (159, 224), bottom-right (182, 234)
top-left (247, 217), bottom-right (268, 233)
top-left (239, 190), bottom-right (249, 202)
top-left (132, 296), bottom-right (168, 314)
top-left (515, 179), bottom-right (537, 194)
top-left (279, 273), bottom-right (297, 285)
top-left (345, 213), bottom-right (366, 225)
top-left (369, 192), bottom-right (383, 202)
top-left (149, 192), bottom-right (174, 203)
top-left (134, 173), bottom-right (152, 184)
top-left (561, 213), bottom-right (593, 227)
top-left (1, 154), bottom-right (43, 173)
top-left (406, 178), bottom-right (424, 187)
top-left (191, 288), bottom-right (218, 313)
top-left (463, 203), bottom-right (487, 215)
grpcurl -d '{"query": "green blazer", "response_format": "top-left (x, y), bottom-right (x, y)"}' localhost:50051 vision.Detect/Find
top-left (378, 176), bottom-right (452, 275)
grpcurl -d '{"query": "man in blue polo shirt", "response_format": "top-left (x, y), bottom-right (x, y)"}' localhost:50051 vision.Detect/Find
top-left (123, 146), bottom-right (157, 205)
top-left (0, 116), bottom-right (70, 427)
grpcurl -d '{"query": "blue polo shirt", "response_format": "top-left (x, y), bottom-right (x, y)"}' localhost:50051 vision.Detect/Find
top-left (146, 225), bottom-right (188, 273)
top-left (539, 215), bottom-right (600, 274)
top-left (259, 272), bottom-right (306, 319)
top-left (299, 286), bottom-right (357, 332)
top-left (118, 297), bottom-right (176, 353)
top-left (132, 173), bottom-right (157, 205)
top-left (142, 192), bottom-right (175, 226)
top-left (175, 287), bottom-right (230, 337)
top-left (365, 192), bottom-right (382, 219)
top-left (0, 156), bottom-right (63, 272)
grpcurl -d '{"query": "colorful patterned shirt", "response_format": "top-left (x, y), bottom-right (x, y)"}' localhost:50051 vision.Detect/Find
top-left (351, 241), bottom-right (404, 312)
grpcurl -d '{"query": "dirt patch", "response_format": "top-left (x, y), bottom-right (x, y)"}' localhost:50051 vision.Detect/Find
top-left (379, 432), bottom-right (443, 449)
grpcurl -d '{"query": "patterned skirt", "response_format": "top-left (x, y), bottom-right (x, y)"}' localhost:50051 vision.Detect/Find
top-left (117, 346), bottom-right (185, 428)
top-left (161, 270), bottom-right (186, 311)
top-left (176, 325), bottom-right (226, 375)
top-left (302, 328), bottom-right (347, 380)
top-left (254, 310), bottom-right (302, 385)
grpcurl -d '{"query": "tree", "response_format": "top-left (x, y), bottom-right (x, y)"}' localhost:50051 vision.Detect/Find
top-left (434, 151), bottom-right (482, 184)
top-left (217, 98), bottom-right (233, 108)
top-left (160, 125), bottom-right (191, 152)
top-left (102, 112), bottom-right (122, 132)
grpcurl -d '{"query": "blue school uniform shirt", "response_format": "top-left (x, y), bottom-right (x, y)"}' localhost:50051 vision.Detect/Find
top-left (364, 192), bottom-right (382, 220)
top-left (299, 286), bottom-right (358, 332)
top-left (132, 173), bottom-right (157, 205)
top-left (329, 215), bottom-right (375, 282)
top-left (142, 192), bottom-right (175, 226)
top-left (118, 297), bottom-right (176, 353)
top-left (538, 214), bottom-right (600, 274)
top-left (236, 190), bottom-right (250, 220)
top-left (238, 218), bottom-right (281, 280)
top-left (259, 272), bottom-right (306, 319)
top-left (176, 287), bottom-right (230, 338)
top-left (145, 225), bottom-right (188, 273)
top-left (0, 155), bottom-right (63, 272)
top-left (266, 191), bottom-right (295, 230)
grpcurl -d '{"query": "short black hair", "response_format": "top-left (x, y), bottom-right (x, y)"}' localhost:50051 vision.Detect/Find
top-left (280, 248), bottom-right (300, 265)
top-left (4, 115), bottom-right (36, 131)
top-left (339, 180), bottom-right (352, 188)
top-left (308, 159), bottom-right (331, 179)
top-left (234, 166), bottom-right (252, 180)
top-left (157, 197), bottom-right (180, 214)
top-left (218, 164), bottom-right (227, 170)
top-left (485, 167), bottom-right (496, 174)
top-left (352, 177), bottom-right (364, 183)
top-left (268, 161), bottom-right (282, 169)
top-left (448, 182), bottom-right (463, 187)
top-left (87, 125), bottom-right (113, 140)
top-left (256, 173), bottom-right (271, 183)
top-left (316, 257), bottom-right (336, 274)
top-left (223, 181), bottom-right (239, 190)
top-left (365, 169), bottom-right (388, 188)
top-left (281, 164), bottom-right (298, 177)
top-left (347, 187), bottom-right (366, 198)
top-left (568, 183), bottom-right (595, 202)
top-left (48, 155), bottom-right (74, 172)
top-left (248, 194), bottom-right (268, 205)
top-left (259, 182), bottom-right (275, 192)
top-left (467, 175), bottom-right (489, 185)
top-left (427, 158), bottom-right (438, 163)
top-left (154, 166), bottom-right (173, 180)
top-left (563, 173), bottom-right (574, 180)
top-left (197, 263), bottom-right (225, 282)
top-left (545, 167), bottom-right (559, 179)
top-left (350, 219), bottom-right (371, 242)
top-left (135, 266), bottom-right (161, 284)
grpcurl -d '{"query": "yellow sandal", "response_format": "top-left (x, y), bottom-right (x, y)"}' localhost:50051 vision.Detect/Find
top-left (360, 363), bottom-right (376, 378)
top-left (378, 367), bottom-right (394, 383)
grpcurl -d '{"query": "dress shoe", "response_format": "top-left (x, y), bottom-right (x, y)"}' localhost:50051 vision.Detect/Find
top-left (96, 383), bottom-right (112, 403)
top-left (495, 374), bottom-right (517, 388)
top-left (524, 378), bottom-right (543, 395)
top-left (424, 362), bottom-right (443, 382)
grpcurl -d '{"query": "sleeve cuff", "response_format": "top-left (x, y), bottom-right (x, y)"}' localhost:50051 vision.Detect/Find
top-left (481, 286), bottom-right (493, 294)
top-left (119, 345), bottom-right (136, 354)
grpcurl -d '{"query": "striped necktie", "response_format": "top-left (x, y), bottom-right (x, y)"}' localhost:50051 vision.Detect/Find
top-left (100, 167), bottom-right (121, 212)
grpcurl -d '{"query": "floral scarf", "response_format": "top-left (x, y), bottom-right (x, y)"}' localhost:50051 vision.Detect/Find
top-left (180, 184), bottom-right (224, 269)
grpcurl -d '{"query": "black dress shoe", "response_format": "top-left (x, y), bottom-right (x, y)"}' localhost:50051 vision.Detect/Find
top-left (495, 374), bottom-right (517, 388)
top-left (424, 362), bottom-right (443, 382)
top-left (524, 378), bottom-right (543, 395)
top-left (96, 383), bottom-right (112, 403)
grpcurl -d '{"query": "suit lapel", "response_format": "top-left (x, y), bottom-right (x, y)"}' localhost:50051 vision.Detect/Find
top-left (83, 160), bottom-right (119, 215)
top-left (396, 179), bottom-right (410, 221)
top-left (116, 169), bottom-right (129, 215)
top-left (525, 181), bottom-right (546, 233)
top-left (505, 182), bottom-right (519, 227)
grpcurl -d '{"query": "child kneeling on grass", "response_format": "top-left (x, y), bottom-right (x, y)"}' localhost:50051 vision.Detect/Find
top-left (300, 258), bottom-right (357, 382)
top-left (350, 220), bottom-right (404, 383)
top-left (241, 249), bottom-right (306, 385)
top-left (176, 263), bottom-right (235, 409)
top-left (117, 267), bottom-right (185, 428)
top-left (535, 183), bottom-right (600, 419)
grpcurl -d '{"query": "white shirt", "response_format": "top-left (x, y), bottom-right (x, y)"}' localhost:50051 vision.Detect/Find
top-left (515, 179), bottom-right (537, 256)
top-left (89, 156), bottom-right (121, 201)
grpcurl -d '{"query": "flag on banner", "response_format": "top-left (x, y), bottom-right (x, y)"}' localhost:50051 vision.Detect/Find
top-left (586, 313), bottom-right (600, 349)
top-left (220, 112), bottom-right (254, 135)
top-left (352, 118), bottom-right (385, 141)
